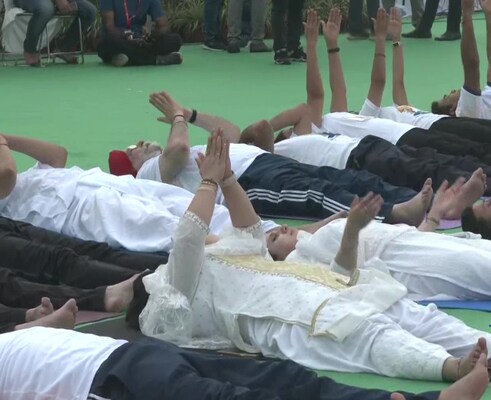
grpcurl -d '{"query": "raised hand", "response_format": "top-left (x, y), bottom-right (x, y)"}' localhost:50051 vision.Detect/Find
top-left (388, 7), bottom-right (402, 41)
top-left (321, 7), bottom-right (342, 47)
top-left (346, 193), bottom-right (384, 232)
top-left (195, 130), bottom-right (228, 183)
top-left (149, 91), bottom-right (186, 124)
top-left (372, 8), bottom-right (388, 40)
top-left (304, 9), bottom-right (320, 45)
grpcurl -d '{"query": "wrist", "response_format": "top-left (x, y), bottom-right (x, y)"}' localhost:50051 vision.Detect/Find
top-left (220, 171), bottom-right (236, 189)
top-left (426, 214), bottom-right (441, 225)
top-left (326, 39), bottom-right (338, 48)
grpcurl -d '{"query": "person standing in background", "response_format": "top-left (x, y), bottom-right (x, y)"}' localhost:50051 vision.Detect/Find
top-left (403, 0), bottom-right (462, 41)
top-left (203, 0), bottom-right (225, 50)
top-left (272, 0), bottom-right (307, 64)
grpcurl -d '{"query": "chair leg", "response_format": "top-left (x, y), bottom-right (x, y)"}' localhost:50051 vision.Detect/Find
top-left (77, 16), bottom-right (84, 64)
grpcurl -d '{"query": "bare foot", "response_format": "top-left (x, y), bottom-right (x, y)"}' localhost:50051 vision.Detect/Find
top-left (444, 169), bottom-right (487, 220)
top-left (104, 274), bottom-right (140, 312)
top-left (25, 297), bottom-right (54, 322)
top-left (23, 51), bottom-right (40, 66)
top-left (458, 338), bottom-right (488, 379)
top-left (15, 299), bottom-right (78, 331)
top-left (439, 353), bottom-right (489, 400)
top-left (388, 178), bottom-right (433, 226)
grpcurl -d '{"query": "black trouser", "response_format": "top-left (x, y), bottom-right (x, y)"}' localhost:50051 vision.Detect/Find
top-left (0, 267), bottom-right (105, 310)
top-left (417, 0), bottom-right (461, 33)
top-left (430, 116), bottom-right (491, 144)
top-left (0, 217), bottom-right (167, 289)
top-left (89, 338), bottom-right (440, 400)
top-left (238, 153), bottom-right (416, 220)
top-left (0, 304), bottom-right (27, 334)
top-left (271, 0), bottom-right (306, 51)
top-left (348, 0), bottom-right (378, 33)
top-left (348, 135), bottom-right (491, 194)
top-left (398, 127), bottom-right (491, 165)
top-left (97, 33), bottom-right (182, 66)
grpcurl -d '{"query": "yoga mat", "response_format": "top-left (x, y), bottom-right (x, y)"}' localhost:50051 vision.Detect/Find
top-left (75, 311), bottom-right (123, 326)
top-left (418, 300), bottom-right (491, 311)
top-left (438, 219), bottom-right (461, 230)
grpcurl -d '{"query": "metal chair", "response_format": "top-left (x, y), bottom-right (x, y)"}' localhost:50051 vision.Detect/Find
top-left (1, 0), bottom-right (84, 66)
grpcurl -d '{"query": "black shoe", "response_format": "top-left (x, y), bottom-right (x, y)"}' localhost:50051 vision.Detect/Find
top-left (402, 29), bottom-right (432, 39)
top-left (227, 40), bottom-right (241, 53)
top-left (274, 49), bottom-right (291, 65)
top-left (250, 40), bottom-right (271, 53)
top-left (156, 52), bottom-right (183, 65)
top-left (202, 39), bottom-right (226, 51)
top-left (288, 46), bottom-right (306, 62)
top-left (347, 30), bottom-right (370, 40)
top-left (435, 31), bottom-right (461, 41)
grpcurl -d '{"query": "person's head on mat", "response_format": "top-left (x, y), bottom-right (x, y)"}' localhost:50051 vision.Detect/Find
top-left (461, 201), bottom-right (491, 240)
top-left (431, 89), bottom-right (460, 116)
top-left (109, 140), bottom-right (163, 176)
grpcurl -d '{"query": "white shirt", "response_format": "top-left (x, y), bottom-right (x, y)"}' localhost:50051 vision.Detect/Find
top-left (138, 144), bottom-right (266, 196)
top-left (360, 99), bottom-right (446, 130)
top-left (274, 133), bottom-right (360, 169)
top-left (318, 109), bottom-right (414, 145)
top-left (0, 327), bottom-right (126, 400)
top-left (456, 85), bottom-right (491, 120)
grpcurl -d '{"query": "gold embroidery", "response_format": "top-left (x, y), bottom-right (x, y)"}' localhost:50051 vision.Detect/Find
top-left (214, 255), bottom-right (350, 291)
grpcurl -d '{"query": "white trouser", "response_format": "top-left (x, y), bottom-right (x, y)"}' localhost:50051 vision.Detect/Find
top-left (244, 298), bottom-right (491, 380)
top-left (382, 231), bottom-right (491, 300)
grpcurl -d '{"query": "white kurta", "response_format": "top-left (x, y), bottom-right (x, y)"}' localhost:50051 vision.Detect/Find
top-left (0, 164), bottom-right (234, 252)
top-left (140, 211), bottom-right (491, 381)
top-left (289, 218), bottom-right (491, 301)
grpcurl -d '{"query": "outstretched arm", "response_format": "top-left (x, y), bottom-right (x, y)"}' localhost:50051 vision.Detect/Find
top-left (461, 0), bottom-right (481, 94)
top-left (305, 9), bottom-right (324, 128)
top-left (322, 8), bottom-right (347, 113)
top-left (2, 134), bottom-right (67, 168)
top-left (0, 135), bottom-right (17, 198)
top-left (367, 8), bottom-right (388, 108)
top-left (150, 91), bottom-right (241, 143)
top-left (481, 0), bottom-right (491, 83)
top-left (388, 7), bottom-right (409, 106)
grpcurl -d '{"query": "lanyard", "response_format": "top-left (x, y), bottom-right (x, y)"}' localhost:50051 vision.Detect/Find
top-left (123, 0), bottom-right (142, 30)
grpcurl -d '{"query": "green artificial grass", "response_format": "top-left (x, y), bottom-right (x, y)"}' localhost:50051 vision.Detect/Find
top-left (3, 15), bottom-right (491, 397)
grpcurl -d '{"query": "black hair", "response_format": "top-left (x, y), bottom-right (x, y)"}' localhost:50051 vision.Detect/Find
top-left (461, 206), bottom-right (491, 240)
top-left (274, 130), bottom-right (289, 144)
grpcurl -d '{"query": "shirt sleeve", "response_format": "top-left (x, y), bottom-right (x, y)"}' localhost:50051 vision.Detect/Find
top-left (136, 156), bottom-right (162, 182)
top-left (359, 98), bottom-right (381, 117)
top-left (148, 0), bottom-right (165, 20)
top-left (456, 86), bottom-right (482, 118)
top-left (99, 0), bottom-right (113, 13)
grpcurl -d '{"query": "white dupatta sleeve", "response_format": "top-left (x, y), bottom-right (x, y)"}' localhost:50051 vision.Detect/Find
top-left (139, 211), bottom-right (208, 344)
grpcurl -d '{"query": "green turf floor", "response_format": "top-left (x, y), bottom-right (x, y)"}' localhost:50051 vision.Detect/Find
top-left (2, 15), bottom-right (491, 397)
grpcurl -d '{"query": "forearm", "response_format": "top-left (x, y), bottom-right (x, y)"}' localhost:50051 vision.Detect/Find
top-left (326, 39), bottom-right (348, 112)
top-left (221, 177), bottom-right (260, 228)
top-left (186, 183), bottom-right (217, 227)
top-left (392, 41), bottom-right (408, 106)
top-left (187, 110), bottom-right (241, 143)
top-left (306, 42), bottom-right (324, 102)
top-left (334, 225), bottom-right (359, 271)
top-left (461, 10), bottom-right (481, 91)
top-left (1, 135), bottom-right (67, 168)
top-left (417, 209), bottom-right (441, 232)
top-left (0, 140), bottom-right (17, 198)
top-left (367, 37), bottom-right (386, 107)
top-left (239, 125), bottom-right (274, 152)
top-left (297, 219), bottom-right (330, 234)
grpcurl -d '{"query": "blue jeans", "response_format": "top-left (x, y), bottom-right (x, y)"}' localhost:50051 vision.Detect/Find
top-left (14, 0), bottom-right (96, 53)
top-left (203, 0), bottom-right (224, 42)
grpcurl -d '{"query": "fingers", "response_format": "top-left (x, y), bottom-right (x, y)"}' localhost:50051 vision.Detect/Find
top-left (351, 194), bottom-right (360, 208)
top-left (436, 179), bottom-right (449, 194)
top-left (450, 177), bottom-right (466, 192)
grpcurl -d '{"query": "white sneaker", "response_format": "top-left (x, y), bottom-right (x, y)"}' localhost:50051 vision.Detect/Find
top-left (111, 53), bottom-right (129, 67)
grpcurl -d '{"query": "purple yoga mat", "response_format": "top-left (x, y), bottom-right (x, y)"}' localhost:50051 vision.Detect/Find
top-left (438, 219), bottom-right (461, 230)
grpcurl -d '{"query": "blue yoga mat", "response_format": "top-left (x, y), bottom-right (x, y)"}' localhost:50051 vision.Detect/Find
top-left (418, 300), bottom-right (491, 312)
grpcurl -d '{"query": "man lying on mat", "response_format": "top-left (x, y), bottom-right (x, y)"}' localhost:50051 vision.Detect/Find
top-left (1, 326), bottom-right (488, 400)
top-left (109, 93), bottom-right (442, 225)
top-left (127, 133), bottom-right (491, 381)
